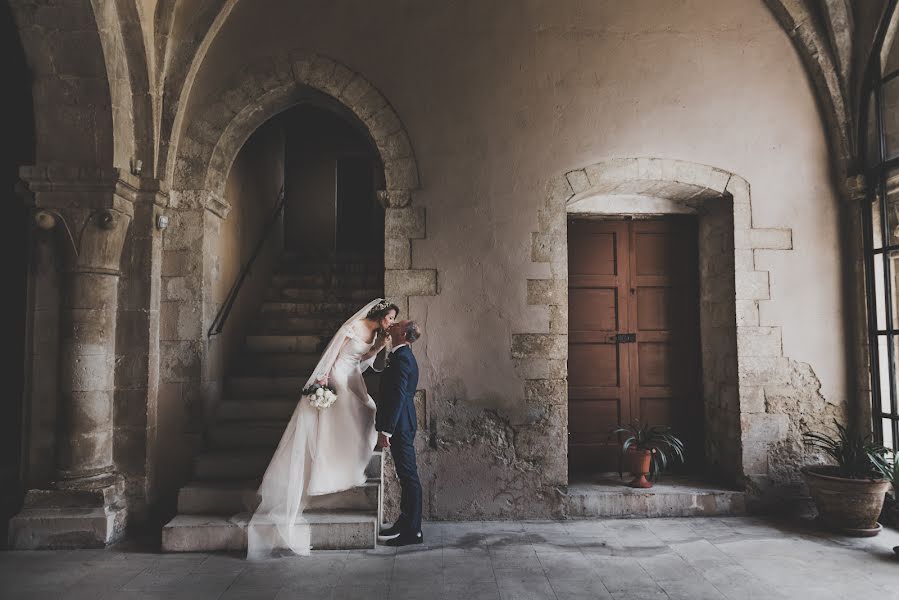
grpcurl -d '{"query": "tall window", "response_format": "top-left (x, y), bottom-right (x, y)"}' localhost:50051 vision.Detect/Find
top-left (864, 4), bottom-right (899, 452)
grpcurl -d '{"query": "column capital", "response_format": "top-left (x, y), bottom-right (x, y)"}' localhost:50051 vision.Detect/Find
top-left (18, 165), bottom-right (144, 274)
top-left (843, 173), bottom-right (867, 203)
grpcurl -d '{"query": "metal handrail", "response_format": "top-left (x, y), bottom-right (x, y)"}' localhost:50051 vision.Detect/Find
top-left (208, 186), bottom-right (285, 338)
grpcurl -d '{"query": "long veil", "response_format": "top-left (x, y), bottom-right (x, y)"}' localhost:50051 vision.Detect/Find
top-left (246, 298), bottom-right (384, 559)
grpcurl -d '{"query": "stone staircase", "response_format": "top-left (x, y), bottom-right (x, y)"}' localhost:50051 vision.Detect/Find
top-left (162, 255), bottom-right (386, 552)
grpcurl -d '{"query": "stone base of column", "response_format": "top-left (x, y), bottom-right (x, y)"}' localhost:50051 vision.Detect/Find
top-left (7, 484), bottom-right (128, 549)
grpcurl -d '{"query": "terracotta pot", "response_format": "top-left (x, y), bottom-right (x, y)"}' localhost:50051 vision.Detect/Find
top-left (625, 448), bottom-right (653, 488)
top-left (802, 466), bottom-right (891, 536)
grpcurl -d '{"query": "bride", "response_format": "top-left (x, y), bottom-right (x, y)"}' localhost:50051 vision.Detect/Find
top-left (247, 298), bottom-right (398, 558)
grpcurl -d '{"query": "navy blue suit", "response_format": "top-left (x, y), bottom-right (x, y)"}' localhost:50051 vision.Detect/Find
top-left (376, 345), bottom-right (421, 534)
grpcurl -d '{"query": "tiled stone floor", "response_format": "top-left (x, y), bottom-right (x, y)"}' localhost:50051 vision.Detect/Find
top-left (1, 517), bottom-right (898, 600)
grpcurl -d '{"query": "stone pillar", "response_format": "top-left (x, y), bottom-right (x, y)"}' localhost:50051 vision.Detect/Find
top-left (112, 174), bottom-right (167, 524)
top-left (9, 166), bottom-right (134, 549)
top-left (842, 175), bottom-right (872, 432)
top-left (57, 267), bottom-right (120, 484)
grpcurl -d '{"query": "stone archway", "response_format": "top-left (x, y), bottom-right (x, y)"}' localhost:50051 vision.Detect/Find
top-left (514, 158), bottom-right (840, 501)
top-left (162, 53), bottom-right (436, 522)
top-left (171, 52), bottom-right (433, 315)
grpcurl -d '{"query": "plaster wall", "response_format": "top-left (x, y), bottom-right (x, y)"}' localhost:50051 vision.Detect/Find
top-left (180, 0), bottom-right (848, 516)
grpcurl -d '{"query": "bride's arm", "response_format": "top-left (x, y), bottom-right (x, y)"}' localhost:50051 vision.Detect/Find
top-left (361, 330), bottom-right (389, 361)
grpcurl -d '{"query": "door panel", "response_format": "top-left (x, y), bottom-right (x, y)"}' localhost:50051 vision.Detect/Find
top-left (569, 231), bottom-right (618, 276)
top-left (568, 220), bottom-right (630, 473)
top-left (635, 287), bottom-right (672, 331)
top-left (568, 218), bottom-right (700, 475)
top-left (569, 289), bottom-right (618, 333)
top-left (569, 344), bottom-right (620, 388)
top-left (636, 342), bottom-right (671, 387)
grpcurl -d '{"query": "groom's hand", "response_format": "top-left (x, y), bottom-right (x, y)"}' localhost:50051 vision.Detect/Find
top-left (378, 433), bottom-right (391, 449)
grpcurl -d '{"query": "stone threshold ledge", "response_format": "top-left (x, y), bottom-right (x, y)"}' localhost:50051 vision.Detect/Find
top-left (568, 475), bottom-right (747, 518)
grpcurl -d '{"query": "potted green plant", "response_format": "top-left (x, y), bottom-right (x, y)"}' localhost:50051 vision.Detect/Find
top-left (611, 421), bottom-right (685, 488)
top-left (801, 421), bottom-right (893, 537)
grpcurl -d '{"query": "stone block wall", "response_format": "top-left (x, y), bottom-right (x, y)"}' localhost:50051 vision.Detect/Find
top-left (155, 193), bottom-right (207, 514)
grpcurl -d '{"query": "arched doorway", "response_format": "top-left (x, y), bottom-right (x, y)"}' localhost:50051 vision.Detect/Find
top-left (280, 103), bottom-right (385, 261)
top-left (1, 0), bottom-right (35, 539)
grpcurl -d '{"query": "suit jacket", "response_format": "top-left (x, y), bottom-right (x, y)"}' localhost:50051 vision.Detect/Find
top-left (375, 345), bottom-right (419, 435)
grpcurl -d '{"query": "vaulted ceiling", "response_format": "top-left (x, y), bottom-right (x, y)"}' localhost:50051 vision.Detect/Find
top-left (8, 0), bottom-right (896, 178)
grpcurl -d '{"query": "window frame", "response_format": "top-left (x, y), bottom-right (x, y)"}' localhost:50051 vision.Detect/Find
top-left (862, 0), bottom-right (899, 452)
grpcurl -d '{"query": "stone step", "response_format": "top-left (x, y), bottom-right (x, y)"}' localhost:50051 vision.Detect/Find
top-left (225, 369), bottom-right (381, 400)
top-left (233, 352), bottom-right (322, 376)
top-left (194, 451), bottom-right (273, 481)
top-left (217, 398), bottom-right (298, 421)
top-left (269, 272), bottom-right (383, 289)
top-left (278, 252), bottom-right (380, 269)
top-left (265, 287), bottom-right (383, 303)
top-left (245, 335), bottom-right (326, 354)
top-left (260, 301), bottom-right (361, 317)
top-left (250, 316), bottom-right (347, 335)
top-left (161, 512), bottom-right (377, 552)
top-left (227, 376), bottom-right (306, 398)
top-left (207, 422), bottom-right (286, 450)
top-left (194, 450), bottom-right (384, 482)
top-left (177, 480), bottom-right (379, 515)
top-left (567, 477), bottom-right (747, 518)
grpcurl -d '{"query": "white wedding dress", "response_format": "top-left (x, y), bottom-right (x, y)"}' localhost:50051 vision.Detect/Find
top-left (247, 299), bottom-right (382, 559)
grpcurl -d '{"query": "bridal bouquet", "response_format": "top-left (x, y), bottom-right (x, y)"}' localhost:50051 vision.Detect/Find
top-left (302, 383), bottom-right (337, 409)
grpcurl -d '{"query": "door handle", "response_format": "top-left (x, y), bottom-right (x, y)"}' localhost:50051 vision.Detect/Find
top-left (614, 333), bottom-right (636, 343)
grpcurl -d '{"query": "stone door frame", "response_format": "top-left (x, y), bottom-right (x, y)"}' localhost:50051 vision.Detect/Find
top-left (514, 158), bottom-right (797, 492)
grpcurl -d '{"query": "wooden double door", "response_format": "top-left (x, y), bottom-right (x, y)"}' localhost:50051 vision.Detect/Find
top-left (568, 218), bottom-right (701, 474)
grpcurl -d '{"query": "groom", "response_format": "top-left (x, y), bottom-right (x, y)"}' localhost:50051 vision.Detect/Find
top-left (375, 319), bottom-right (423, 546)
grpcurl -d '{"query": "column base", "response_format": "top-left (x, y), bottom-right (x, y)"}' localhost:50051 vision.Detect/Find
top-left (7, 484), bottom-right (128, 549)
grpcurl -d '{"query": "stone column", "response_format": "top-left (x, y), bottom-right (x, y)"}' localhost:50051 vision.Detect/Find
top-left (9, 165), bottom-right (134, 549)
top-left (112, 174), bottom-right (167, 523)
top-left (56, 263), bottom-right (121, 485)
top-left (842, 175), bottom-right (873, 432)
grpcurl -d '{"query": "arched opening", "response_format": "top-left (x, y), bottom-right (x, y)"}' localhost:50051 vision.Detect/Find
top-left (280, 104), bottom-right (385, 261)
top-left (205, 97), bottom-right (386, 397)
top-left (0, 0), bottom-right (35, 539)
top-left (158, 56), bottom-right (432, 548)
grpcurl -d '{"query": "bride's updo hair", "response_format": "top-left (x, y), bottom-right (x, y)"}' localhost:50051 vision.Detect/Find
top-left (365, 300), bottom-right (399, 322)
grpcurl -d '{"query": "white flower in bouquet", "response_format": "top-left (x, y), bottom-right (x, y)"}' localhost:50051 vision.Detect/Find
top-left (302, 383), bottom-right (337, 409)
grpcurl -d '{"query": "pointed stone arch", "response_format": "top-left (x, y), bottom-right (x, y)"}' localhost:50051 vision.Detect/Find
top-left (8, 0), bottom-right (115, 167)
top-left (163, 53), bottom-right (434, 526)
top-left (173, 52), bottom-right (419, 196)
top-left (170, 52), bottom-right (432, 311)
top-left (764, 0), bottom-right (853, 171)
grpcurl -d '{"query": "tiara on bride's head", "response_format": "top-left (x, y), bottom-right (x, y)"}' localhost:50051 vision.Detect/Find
top-left (367, 299), bottom-right (392, 317)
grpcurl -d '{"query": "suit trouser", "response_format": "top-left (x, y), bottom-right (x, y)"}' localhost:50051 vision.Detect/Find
top-left (389, 429), bottom-right (422, 534)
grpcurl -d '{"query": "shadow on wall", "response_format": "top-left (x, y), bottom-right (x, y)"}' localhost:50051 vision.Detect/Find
top-left (153, 120), bottom-right (287, 521)
top-left (1, 0), bottom-right (35, 545)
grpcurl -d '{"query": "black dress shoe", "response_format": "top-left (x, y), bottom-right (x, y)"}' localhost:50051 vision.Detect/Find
top-left (378, 522), bottom-right (403, 537)
top-left (384, 532), bottom-right (423, 547)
